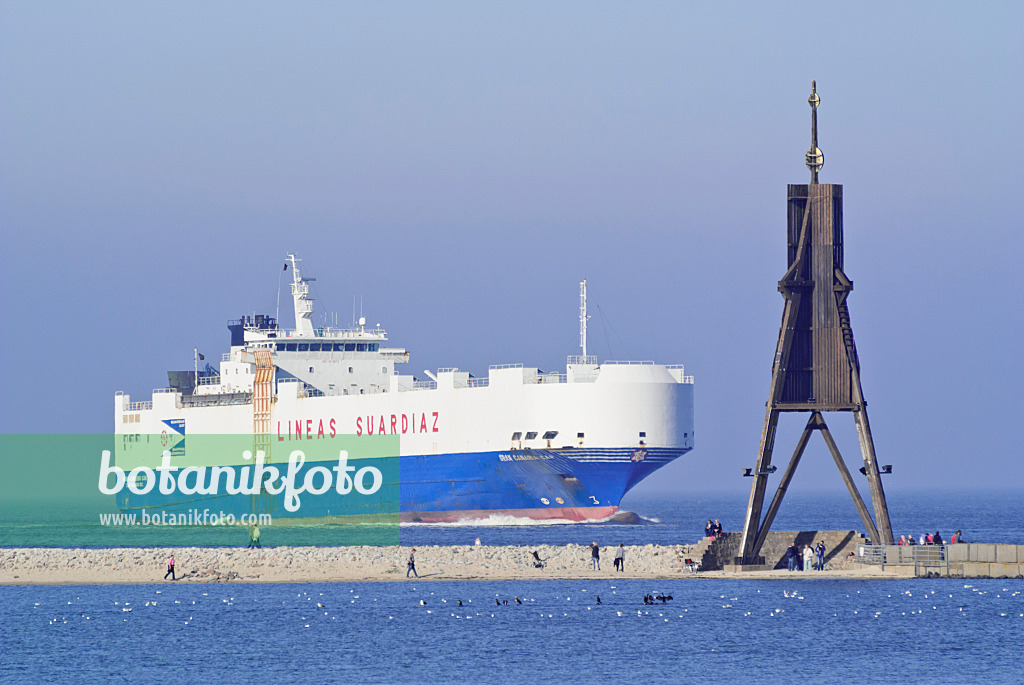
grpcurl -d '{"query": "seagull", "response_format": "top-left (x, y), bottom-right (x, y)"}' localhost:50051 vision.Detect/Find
top-left (420, 600), bottom-right (426, 606)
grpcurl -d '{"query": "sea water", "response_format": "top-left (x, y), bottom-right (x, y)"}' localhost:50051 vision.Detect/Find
top-left (2, 489), bottom-right (1018, 549)
top-left (2, 489), bottom-right (1021, 684)
top-left (3, 578), bottom-right (1022, 684)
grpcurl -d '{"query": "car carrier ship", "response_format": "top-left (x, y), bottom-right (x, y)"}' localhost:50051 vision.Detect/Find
top-left (114, 254), bottom-right (694, 522)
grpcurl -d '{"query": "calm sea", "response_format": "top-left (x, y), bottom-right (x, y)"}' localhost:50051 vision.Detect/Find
top-left (2, 489), bottom-right (1019, 548)
top-left (2, 489), bottom-right (1021, 684)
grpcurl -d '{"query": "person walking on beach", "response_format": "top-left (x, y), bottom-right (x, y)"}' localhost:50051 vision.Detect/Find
top-left (248, 524), bottom-right (261, 549)
top-left (407, 549), bottom-right (418, 578)
top-left (590, 542), bottom-right (600, 570)
top-left (614, 543), bottom-right (625, 572)
top-left (164, 554), bottom-right (176, 581)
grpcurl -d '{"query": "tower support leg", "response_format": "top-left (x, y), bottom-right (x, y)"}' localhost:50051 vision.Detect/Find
top-left (737, 406), bottom-right (779, 564)
top-left (852, 406), bottom-right (894, 543)
top-left (818, 418), bottom-right (881, 544)
top-left (750, 412), bottom-right (820, 557)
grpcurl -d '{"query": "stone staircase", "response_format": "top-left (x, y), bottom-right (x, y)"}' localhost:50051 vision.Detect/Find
top-left (674, 530), bottom-right (866, 572)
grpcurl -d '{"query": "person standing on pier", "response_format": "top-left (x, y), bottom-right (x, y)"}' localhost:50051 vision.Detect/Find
top-left (590, 542), bottom-right (600, 570)
top-left (786, 543), bottom-right (797, 572)
top-left (614, 543), bottom-right (625, 572)
top-left (803, 544), bottom-right (814, 572)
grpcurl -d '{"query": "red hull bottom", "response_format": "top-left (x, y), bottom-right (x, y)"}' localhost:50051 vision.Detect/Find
top-left (401, 505), bottom-right (618, 524)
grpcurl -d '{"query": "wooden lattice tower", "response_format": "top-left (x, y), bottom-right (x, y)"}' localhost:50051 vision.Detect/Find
top-left (735, 82), bottom-right (894, 565)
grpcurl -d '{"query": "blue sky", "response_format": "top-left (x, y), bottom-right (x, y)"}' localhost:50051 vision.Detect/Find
top-left (1, 2), bottom-right (1021, 497)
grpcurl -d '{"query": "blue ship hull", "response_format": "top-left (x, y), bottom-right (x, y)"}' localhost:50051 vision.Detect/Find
top-left (119, 446), bottom-right (689, 523)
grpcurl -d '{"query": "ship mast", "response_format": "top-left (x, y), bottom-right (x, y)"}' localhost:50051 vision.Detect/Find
top-left (579, 280), bottom-right (590, 358)
top-left (287, 253), bottom-right (315, 336)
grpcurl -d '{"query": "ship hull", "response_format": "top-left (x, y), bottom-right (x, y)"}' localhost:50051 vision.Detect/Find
top-left (118, 446), bottom-right (689, 522)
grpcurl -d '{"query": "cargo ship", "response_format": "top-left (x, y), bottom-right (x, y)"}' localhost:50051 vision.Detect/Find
top-left (113, 254), bottom-right (694, 522)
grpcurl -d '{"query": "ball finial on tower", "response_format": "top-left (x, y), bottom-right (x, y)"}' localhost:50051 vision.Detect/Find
top-left (805, 80), bottom-right (823, 183)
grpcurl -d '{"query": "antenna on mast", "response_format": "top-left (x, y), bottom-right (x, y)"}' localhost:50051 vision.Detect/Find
top-left (579, 280), bottom-right (590, 357)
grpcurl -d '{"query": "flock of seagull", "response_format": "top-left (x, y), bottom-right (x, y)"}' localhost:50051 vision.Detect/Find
top-left (31, 583), bottom-right (1023, 627)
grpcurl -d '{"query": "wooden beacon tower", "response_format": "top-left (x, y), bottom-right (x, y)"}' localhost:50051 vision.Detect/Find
top-left (735, 82), bottom-right (894, 565)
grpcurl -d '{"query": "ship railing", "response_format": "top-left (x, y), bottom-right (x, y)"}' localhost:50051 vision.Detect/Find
top-left (302, 388), bottom-right (325, 398)
top-left (153, 387), bottom-right (179, 394)
top-left (537, 373), bottom-right (567, 384)
top-left (197, 376), bottom-right (221, 386)
top-left (488, 363), bottom-right (523, 370)
top-left (567, 355), bottom-right (597, 365)
top-left (125, 401), bottom-right (152, 411)
top-left (665, 365), bottom-right (695, 384)
top-left (413, 380), bottom-right (437, 390)
top-left (437, 367), bottom-right (459, 373)
top-left (604, 360), bottom-right (655, 365)
top-left (467, 377), bottom-right (490, 388)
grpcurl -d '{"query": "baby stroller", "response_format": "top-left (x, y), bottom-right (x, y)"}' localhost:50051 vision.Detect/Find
top-left (531, 550), bottom-right (546, 569)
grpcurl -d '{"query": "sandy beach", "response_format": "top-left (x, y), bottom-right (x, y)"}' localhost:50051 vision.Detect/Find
top-left (0, 544), bottom-right (898, 585)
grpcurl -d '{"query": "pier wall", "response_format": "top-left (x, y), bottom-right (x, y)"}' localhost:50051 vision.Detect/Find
top-left (704, 531), bottom-right (864, 571)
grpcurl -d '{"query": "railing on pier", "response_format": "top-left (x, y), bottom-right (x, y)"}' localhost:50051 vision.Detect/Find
top-left (856, 544), bottom-right (949, 575)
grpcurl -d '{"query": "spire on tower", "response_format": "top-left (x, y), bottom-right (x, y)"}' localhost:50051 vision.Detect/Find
top-left (805, 80), bottom-right (824, 183)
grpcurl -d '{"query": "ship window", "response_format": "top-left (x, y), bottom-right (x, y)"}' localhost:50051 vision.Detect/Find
top-left (577, 432), bottom-right (584, 438)
top-left (525, 431), bottom-right (538, 440)
top-left (639, 431), bottom-right (646, 438)
top-left (345, 343), bottom-right (355, 351)
top-left (369, 343), bottom-right (379, 351)
top-left (382, 367), bottom-right (387, 373)
top-left (298, 343), bottom-right (309, 351)
top-left (348, 367), bottom-right (353, 373)
top-left (511, 432), bottom-right (522, 441)
top-left (286, 343), bottom-right (297, 352)
top-left (309, 367), bottom-right (314, 373)
top-left (542, 431), bottom-right (558, 440)
top-left (357, 343), bottom-right (367, 352)
top-left (334, 343), bottom-right (344, 352)
top-left (275, 343), bottom-right (285, 351)
top-left (308, 343), bottom-right (321, 352)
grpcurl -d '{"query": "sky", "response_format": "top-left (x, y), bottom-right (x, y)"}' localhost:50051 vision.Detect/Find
top-left (2, 2), bottom-right (1022, 501)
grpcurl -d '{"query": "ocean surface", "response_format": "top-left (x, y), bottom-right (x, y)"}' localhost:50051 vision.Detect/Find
top-left (4, 577), bottom-right (1022, 684)
top-left (2, 489), bottom-right (1021, 684)
top-left (2, 488), bottom-right (1019, 549)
